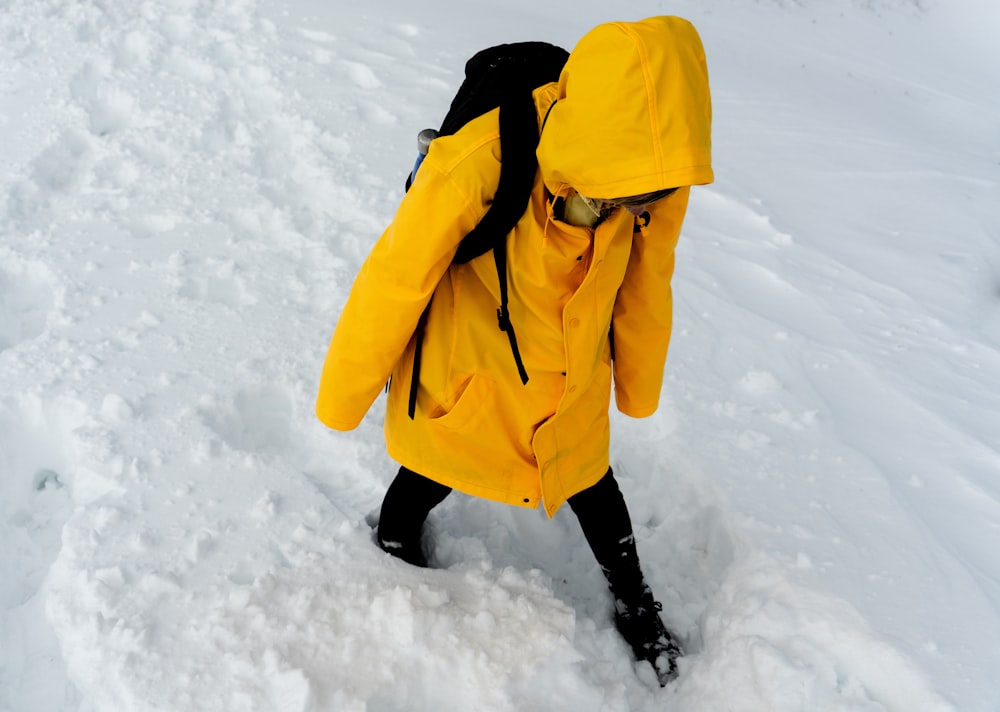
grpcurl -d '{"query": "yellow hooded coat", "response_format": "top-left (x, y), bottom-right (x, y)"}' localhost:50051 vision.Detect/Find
top-left (317, 17), bottom-right (713, 516)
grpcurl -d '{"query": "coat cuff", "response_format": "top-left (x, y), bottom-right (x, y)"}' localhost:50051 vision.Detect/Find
top-left (315, 402), bottom-right (364, 432)
top-left (614, 391), bottom-right (659, 419)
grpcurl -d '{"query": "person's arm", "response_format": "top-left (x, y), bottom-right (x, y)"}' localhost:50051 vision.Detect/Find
top-left (316, 162), bottom-right (481, 431)
top-left (611, 187), bottom-right (691, 417)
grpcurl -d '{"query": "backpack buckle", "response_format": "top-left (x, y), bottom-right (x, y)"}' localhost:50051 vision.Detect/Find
top-left (496, 307), bottom-right (511, 332)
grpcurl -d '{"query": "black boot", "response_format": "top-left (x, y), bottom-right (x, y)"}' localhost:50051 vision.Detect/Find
top-left (568, 469), bottom-right (683, 685)
top-left (612, 579), bottom-right (682, 685)
top-left (376, 529), bottom-right (430, 568)
top-left (375, 466), bottom-right (451, 568)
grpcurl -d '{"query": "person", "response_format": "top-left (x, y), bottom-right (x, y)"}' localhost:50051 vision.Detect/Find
top-left (316, 16), bottom-right (713, 683)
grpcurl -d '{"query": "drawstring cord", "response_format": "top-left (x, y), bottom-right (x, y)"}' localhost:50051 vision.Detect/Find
top-left (543, 182), bottom-right (571, 249)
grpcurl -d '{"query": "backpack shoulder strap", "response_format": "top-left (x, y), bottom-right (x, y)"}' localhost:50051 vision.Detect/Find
top-left (453, 92), bottom-right (541, 264)
top-left (407, 43), bottom-right (568, 417)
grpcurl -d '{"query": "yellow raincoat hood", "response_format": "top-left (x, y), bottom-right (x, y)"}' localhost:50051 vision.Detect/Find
top-left (537, 16), bottom-right (713, 198)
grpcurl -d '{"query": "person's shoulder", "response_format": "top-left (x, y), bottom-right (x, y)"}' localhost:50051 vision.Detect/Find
top-left (420, 110), bottom-right (501, 204)
top-left (424, 110), bottom-right (501, 179)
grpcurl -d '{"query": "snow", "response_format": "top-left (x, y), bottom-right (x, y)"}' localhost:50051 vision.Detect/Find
top-left (1, 0), bottom-right (997, 710)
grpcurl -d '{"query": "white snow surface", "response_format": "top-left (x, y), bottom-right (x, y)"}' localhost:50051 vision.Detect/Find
top-left (1, 0), bottom-right (998, 710)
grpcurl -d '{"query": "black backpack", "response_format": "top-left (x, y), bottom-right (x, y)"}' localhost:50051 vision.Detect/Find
top-left (404, 42), bottom-right (569, 418)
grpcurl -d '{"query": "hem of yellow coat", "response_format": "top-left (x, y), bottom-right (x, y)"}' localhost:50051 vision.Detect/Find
top-left (386, 441), bottom-right (546, 511)
top-left (385, 442), bottom-right (614, 521)
top-left (543, 463), bottom-right (610, 519)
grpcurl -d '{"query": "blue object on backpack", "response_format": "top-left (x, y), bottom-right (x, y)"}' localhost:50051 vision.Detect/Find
top-left (408, 154), bottom-right (425, 186)
top-left (408, 128), bottom-right (439, 186)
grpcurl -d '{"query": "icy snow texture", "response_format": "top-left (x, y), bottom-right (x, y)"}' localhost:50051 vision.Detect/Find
top-left (1, 0), bottom-right (997, 710)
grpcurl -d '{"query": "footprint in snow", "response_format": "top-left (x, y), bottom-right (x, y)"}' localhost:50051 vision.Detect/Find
top-left (0, 398), bottom-right (81, 608)
top-left (0, 262), bottom-right (58, 353)
top-left (342, 60), bottom-right (383, 90)
top-left (177, 259), bottom-right (257, 308)
top-left (199, 385), bottom-right (295, 456)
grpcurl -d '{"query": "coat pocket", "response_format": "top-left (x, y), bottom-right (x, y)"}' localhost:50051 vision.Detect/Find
top-left (428, 374), bottom-right (494, 432)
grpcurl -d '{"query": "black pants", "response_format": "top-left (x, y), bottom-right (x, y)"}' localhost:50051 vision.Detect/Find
top-left (377, 465), bottom-right (646, 593)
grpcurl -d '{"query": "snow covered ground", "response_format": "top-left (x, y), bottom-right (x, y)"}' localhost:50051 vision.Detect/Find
top-left (1, 0), bottom-right (998, 710)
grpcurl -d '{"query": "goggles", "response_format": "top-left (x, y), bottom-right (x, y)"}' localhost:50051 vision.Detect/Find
top-left (580, 187), bottom-right (679, 218)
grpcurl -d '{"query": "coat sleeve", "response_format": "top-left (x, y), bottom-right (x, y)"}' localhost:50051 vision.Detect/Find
top-left (315, 162), bottom-right (482, 431)
top-left (611, 187), bottom-right (691, 418)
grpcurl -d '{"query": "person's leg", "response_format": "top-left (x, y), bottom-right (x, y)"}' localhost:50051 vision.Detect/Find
top-left (568, 468), bottom-right (681, 684)
top-left (567, 467), bottom-right (644, 595)
top-left (376, 465), bottom-right (451, 567)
